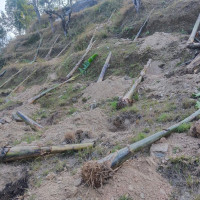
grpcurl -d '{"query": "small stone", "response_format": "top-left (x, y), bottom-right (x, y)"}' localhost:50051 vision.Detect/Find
top-left (12, 113), bottom-right (23, 122)
top-left (150, 143), bottom-right (169, 159)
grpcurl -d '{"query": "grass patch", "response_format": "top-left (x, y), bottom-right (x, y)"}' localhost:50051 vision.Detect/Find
top-left (174, 123), bottom-right (191, 133)
top-left (110, 100), bottom-right (118, 110)
top-left (119, 195), bottom-right (132, 200)
top-left (13, 132), bottom-right (43, 145)
top-left (67, 107), bottom-right (77, 115)
top-left (131, 133), bottom-right (147, 143)
top-left (157, 113), bottom-right (174, 123)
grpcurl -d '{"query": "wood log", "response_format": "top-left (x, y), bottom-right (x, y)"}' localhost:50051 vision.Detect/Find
top-left (16, 111), bottom-right (44, 131)
top-left (28, 76), bottom-right (75, 104)
top-left (133, 8), bottom-right (154, 42)
top-left (187, 13), bottom-right (200, 44)
top-left (66, 35), bottom-right (96, 80)
top-left (0, 143), bottom-right (94, 162)
top-left (186, 53), bottom-right (200, 73)
top-left (55, 42), bottom-right (71, 58)
top-left (45, 34), bottom-right (60, 60)
top-left (0, 70), bottom-right (6, 78)
top-left (8, 68), bottom-right (38, 96)
top-left (82, 109), bottom-right (200, 187)
top-left (0, 68), bottom-right (23, 89)
top-left (117, 59), bottom-right (152, 109)
top-left (30, 37), bottom-right (43, 64)
top-left (97, 52), bottom-right (112, 82)
top-left (187, 42), bottom-right (200, 49)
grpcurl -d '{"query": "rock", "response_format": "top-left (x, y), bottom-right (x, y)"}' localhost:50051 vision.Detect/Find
top-left (150, 143), bottom-right (169, 159)
top-left (189, 120), bottom-right (200, 138)
top-left (65, 186), bottom-right (78, 198)
top-left (90, 100), bottom-right (97, 110)
top-left (74, 178), bottom-right (82, 187)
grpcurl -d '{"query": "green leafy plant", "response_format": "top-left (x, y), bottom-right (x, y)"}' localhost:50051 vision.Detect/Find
top-left (79, 54), bottom-right (98, 75)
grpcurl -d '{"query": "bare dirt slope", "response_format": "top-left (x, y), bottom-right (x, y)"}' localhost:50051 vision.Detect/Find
top-left (0, 0), bottom-right (200, 199)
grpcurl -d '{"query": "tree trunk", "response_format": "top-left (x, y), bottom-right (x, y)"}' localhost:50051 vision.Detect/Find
top-left (117, 59), bottom-right (152, 109)
top-left (55, 42), bottom-right (71, 58)
top-left (187, 13), bottom-right (200, 44)
top-left (30, 36), bottom-right (43, 64)
top-left (28, 76), bottom-right (75, 104)
top-left (32, 0), bottom-right (41, 24)
top-left (97, 52), bottom-right (112, 82)
top-left (66, 35), bottom-right (95, 80)
top-left (16, 111), bottom-right (44, 131)
top-left (8, 68), bottom-right (38, 97)
top-left (133, 8), bottom-right (154, 41)
top-left (0, 143), bottom-right (94, 162)
top-left (45, 34), bottom-right (60, 60)
top-left (82, 109), bottom-right (200, 188)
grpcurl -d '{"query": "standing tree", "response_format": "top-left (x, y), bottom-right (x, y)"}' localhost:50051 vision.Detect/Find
top-left (5, 0), bottom-right (36, 35)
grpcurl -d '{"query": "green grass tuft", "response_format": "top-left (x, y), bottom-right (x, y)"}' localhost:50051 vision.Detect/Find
top-left (174, 123), bottom-right (191, 133)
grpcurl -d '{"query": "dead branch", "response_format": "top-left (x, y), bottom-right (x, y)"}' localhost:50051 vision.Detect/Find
top-left (66, 36), bottom-right (95, 80)
top-left (117, 59), bottom-right (152, 109)
top-left (0, 68), bottom-right (23, 89)
top-left (97, 52), bottom-right (112, 82)
top-left (28, 76), bottom-right (76, 104)
top-left (30, 36), bottom-right (43, 64)
top-left (16, 111), bottom-right (44, 131)
top-left (45, 34), bottom-right (60, 60)
top-left (187, 13), bottom-right (200, 44)
top-left (8, 68), bottom-right (38, 97)
top-left (133, 8), bottom-right (155, 42)
top-left (55, 42), bottom-right (71, 58)
top-left (0, 143), bottom-right (94, 162)
top-left (82, 108), bottom-right (200, 188)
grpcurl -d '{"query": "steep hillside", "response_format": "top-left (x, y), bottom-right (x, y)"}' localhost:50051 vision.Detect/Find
top-left (0, 0), bottom-right (200, 199)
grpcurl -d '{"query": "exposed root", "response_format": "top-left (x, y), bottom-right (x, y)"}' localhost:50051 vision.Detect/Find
top-left (116, 98), bottom-right (133, 110)
top-left (81, 161), bottom-right (114, 188)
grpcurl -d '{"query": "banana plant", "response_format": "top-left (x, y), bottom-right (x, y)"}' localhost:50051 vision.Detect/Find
top-left (79, 54), bottom-right (98, 75)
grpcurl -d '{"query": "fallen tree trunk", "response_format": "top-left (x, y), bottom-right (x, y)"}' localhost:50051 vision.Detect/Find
top-left (66, 35), bottom-right (96, 80)
top-left (186, 53), bottom-right (200, 74)
top-left (97, 52), bottom-right (112, 82)
top-left (0, 143), bottom-right (94, 162)
top-left (0, 70), bottom-right (6, 78)
top-left (133, 8), bottom-right (154, 42)
top-left (187, 13), bottom-right (200, 44)
top-left (45, 34), bottom-right (60, 60)
top-left (117, 59), bottom-right (152, 109)
top-left (55, 42), bottom-right (71, 58)
top-left (30, 37), bottom-right (43, 64)
top-left (8, 68), bottom-right (38, 96)
top-left (187, 43), bottom-right (200, 49)
top-left (82, 108), bottom-right (200, 188)
top-left (28, 76), bottom-right (75, 104)
top-left (0, 68), bottom-right (23, 89)
top-left (16, 111), bottom-right (44, 131)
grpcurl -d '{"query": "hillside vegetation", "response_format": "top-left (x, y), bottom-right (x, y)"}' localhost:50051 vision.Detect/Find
top-left (0, 0), bottom-right (200, 199)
